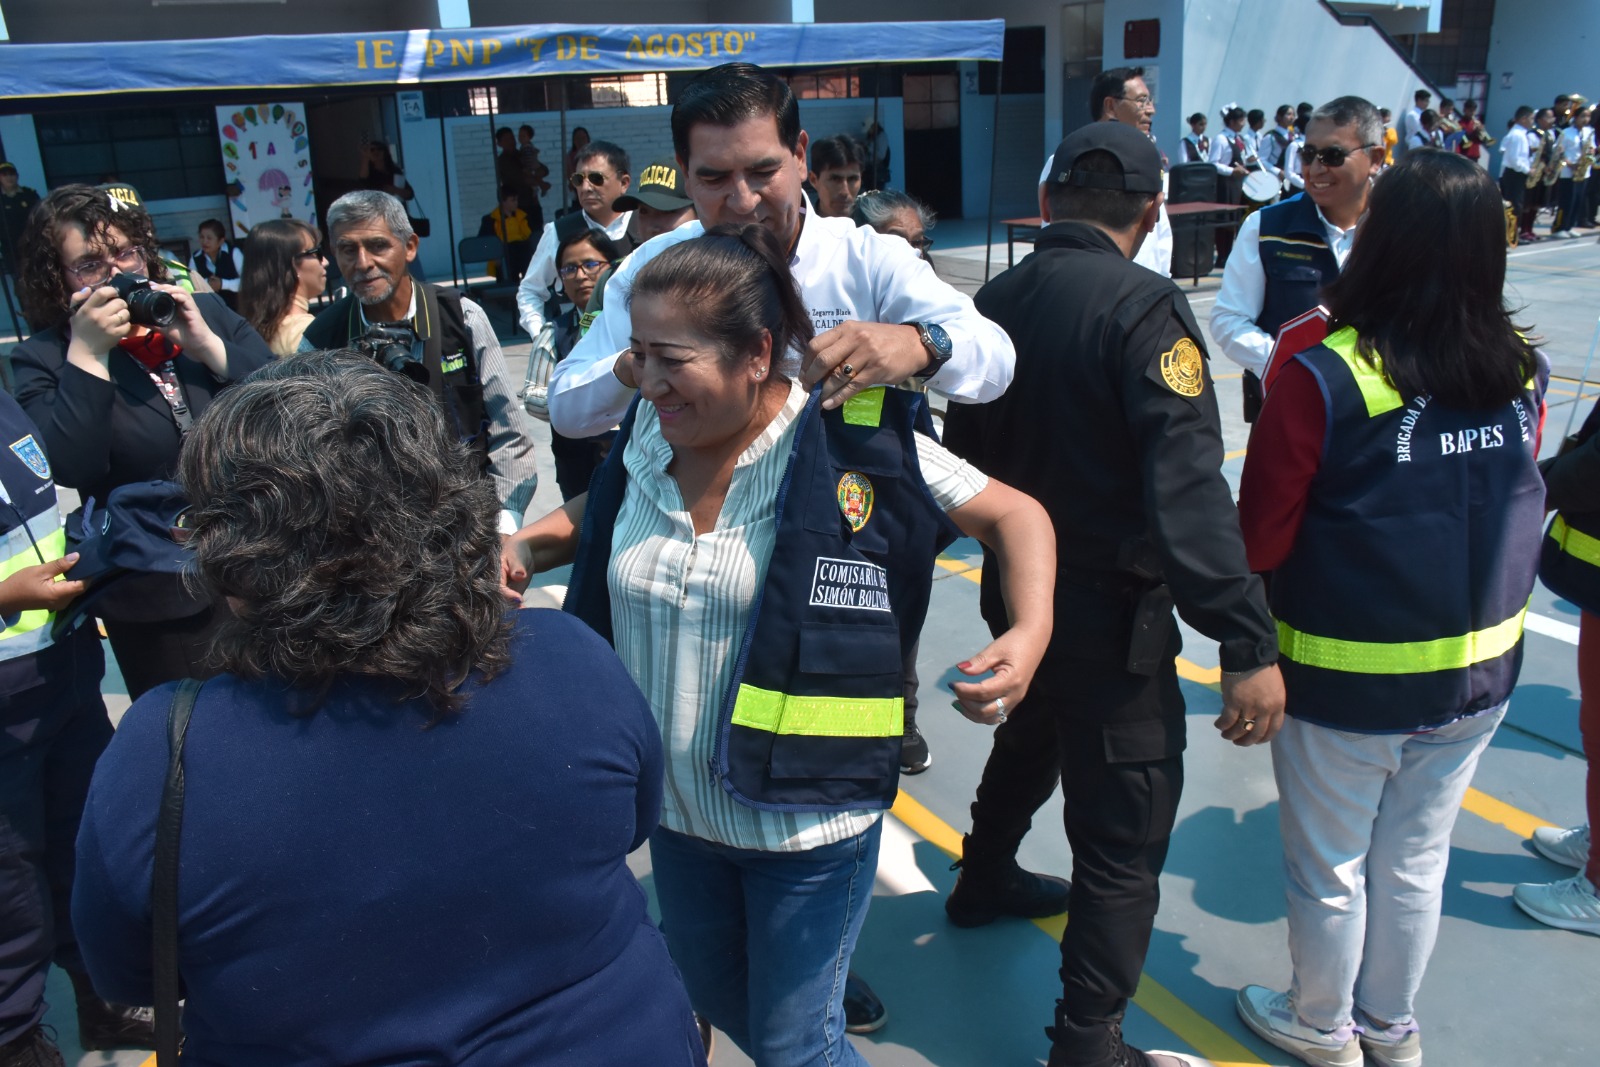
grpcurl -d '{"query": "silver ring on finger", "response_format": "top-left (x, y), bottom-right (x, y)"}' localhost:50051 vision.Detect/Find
top-left (993, 696), bottom-right (1006, 724)
top-left (1242, 717), bottom-right (1257, 731)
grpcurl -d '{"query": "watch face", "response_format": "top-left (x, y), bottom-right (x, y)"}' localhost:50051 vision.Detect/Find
top-left (924, 322), bottom-right (953, 358)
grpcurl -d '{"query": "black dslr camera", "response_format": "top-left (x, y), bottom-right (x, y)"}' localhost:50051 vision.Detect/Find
top-left (108, 273), bottom-right (176, 328)
top-left (355, 323), bottom-right (426, 385)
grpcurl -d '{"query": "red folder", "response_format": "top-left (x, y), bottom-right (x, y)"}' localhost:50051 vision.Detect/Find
top-left (1262, 305), bottom-right (1329, 396)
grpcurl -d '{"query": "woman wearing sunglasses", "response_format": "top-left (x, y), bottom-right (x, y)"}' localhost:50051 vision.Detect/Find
top-left (9, 184), bottom-right (273, 700)
top-left (1234, 148), bottom-right (1546, 1067)
top-left (1210, 96), bottom-right (1386, 420)
top-left (238, 218), bottom-right (327, 357)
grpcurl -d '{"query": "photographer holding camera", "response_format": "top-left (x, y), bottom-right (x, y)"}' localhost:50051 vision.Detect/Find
top-left (302, 190), bottom-right (536, 534)
top-left (10, 184), bottom-right (273, 700)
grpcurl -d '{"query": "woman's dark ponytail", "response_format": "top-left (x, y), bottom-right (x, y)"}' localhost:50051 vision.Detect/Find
top-left (630, 223), bottom-right (814, 366)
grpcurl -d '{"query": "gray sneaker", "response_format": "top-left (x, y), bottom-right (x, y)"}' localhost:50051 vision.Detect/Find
top-left (1531, 823), bottom-right (1590, 870)
top-left (1354, 1009), bottom-right (1421, 1067)
top-left (1235, 986), bottom-right (1361, 1067)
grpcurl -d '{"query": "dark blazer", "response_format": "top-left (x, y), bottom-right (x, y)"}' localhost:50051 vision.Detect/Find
top-left (10, 293), bottom-right (273, 504)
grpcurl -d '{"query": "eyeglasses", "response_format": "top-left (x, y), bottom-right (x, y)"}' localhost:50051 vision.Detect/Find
top-left (557, 259), bottom-right (608, 279)
top-left (1119, 94), bottom-right (1155, 108)
top-left (295, 246), bottom-right (323, 261)
top-left (1298, 143), bottom-right (1381, 168)
top-left (65, 246), bottom-right (145, 286)
top-left (569, 171), bottom-right (613, 189)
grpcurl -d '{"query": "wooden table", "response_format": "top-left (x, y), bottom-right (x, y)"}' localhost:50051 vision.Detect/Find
top-left (1001, 216), bottom-right (1044, 267)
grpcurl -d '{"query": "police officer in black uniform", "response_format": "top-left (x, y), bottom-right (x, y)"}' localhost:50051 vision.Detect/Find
top-left (941, 122), bottom-right (1286, 1067)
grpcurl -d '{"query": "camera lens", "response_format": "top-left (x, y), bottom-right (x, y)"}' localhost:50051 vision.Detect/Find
top-left (108, 273), bottom-right (176, 328)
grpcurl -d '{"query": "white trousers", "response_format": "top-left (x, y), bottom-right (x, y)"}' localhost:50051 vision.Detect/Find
top-left (1272, 705), bottom-right (1505, 1029)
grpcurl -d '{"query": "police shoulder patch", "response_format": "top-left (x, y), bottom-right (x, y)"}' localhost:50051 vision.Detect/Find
top-left (9, 435), bottom-right (50, 480)
top-left (1159, 337), bottom-right (1205, 397)
top-left (837, 471), bottom-right (874, 532)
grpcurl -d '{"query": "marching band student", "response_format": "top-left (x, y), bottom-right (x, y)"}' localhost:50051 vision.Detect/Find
top-left (1500, 106), bottom-right (1537, 241)
top-left (1260, 105), bottom-right (1297, 180)
top-left (1551, 106), bottom-right (1593, 237)
top-left (1182, 113), bottom-right (1211, 163)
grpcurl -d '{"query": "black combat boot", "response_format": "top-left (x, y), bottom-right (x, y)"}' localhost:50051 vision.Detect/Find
top-left (943, 833), bottom-right (1070, 927)
top-left (66, 969), bottom-right (156, 1052)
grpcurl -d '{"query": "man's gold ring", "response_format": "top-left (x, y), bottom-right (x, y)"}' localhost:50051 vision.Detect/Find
top-left (1242, 718), bottom-right (1257, 731)
top-left (840, 362), bottom-right (856, 377)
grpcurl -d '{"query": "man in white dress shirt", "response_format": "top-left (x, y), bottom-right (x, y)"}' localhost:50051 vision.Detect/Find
top-left (1499, 106), bottom-right (1536, 240)
top-left (1399, 88), bottom-right (1431, 158)
top-left (552, 63), bottom-right (1015, 440)
top-left (1210, 97), bottom-right (1383, 418)
top-left (515, 141), bottom-right (633, 338)
top-left (1036, 66), bottom-right (1172, 277)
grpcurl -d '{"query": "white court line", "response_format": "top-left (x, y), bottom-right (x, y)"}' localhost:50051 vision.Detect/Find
top-left (1526, 611), bottom-right (1581, 645)
top-left (1508, 238), bottom-right (1600, 260)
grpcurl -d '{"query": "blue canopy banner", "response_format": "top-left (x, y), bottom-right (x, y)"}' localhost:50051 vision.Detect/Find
top-left (0, 20), bottom-right (1005, 103)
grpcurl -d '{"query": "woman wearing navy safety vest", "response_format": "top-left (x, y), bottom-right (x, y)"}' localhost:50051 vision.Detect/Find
top-left (1234, 150), bottom-right (1546, 1067)
top-left (502, 224), bottom-right (1055, 1067)
top-left (1512, 402), bottom-right (1600, 933)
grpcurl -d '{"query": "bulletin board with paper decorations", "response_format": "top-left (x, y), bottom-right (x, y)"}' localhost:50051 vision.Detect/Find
top-left (215, 103), bottom-right (315, 238)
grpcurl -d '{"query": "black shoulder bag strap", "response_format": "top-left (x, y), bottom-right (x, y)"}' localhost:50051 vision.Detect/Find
top-left (153, 677), bottom-right (202, 1065)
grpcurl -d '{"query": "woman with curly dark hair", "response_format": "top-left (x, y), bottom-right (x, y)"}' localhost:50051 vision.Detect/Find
top-left (71, 351), bottom-right (705, 1067)
top-left (237, 217), bottom-right (325, 356)
top-left (8, 184), bottom-right (273, 698)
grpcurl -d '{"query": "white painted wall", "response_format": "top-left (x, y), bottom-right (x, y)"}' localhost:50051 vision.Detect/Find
top-left (1485, 4), bottom-right (1600, 128)
top-left (1179, 0), bottom-right (1429, 143)
top-left (1101, 0), bottom-right (1187, 151)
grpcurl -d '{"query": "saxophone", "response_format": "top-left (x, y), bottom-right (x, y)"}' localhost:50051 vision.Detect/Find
top-left (1575, 128), bottom-right (1596, 182)
top-left (1527, 129), bottom-right (1552, 187)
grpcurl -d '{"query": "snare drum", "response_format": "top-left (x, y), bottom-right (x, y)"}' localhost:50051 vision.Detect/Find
top-left (1242, 170), bottom-right (1282, 212)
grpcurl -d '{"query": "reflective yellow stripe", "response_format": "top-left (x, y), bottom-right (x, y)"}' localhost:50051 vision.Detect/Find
top-left (842, 387), bottom-right (886, 428)
top-left (730, 683), bottom-right (903, 737)
top-left (1277, 602), bottom-right (1527, 674)
top-left (1551, 514), bottom-right (1600, 568)
top-left (1322, 326), bottom-right (1404, 417)
top-left (0, 526), bottom-right (66, 641)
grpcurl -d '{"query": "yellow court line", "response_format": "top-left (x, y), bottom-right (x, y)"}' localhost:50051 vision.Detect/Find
top-left (1215, 372), bottom-right (1243, 381)
top-left (890, 790), bottom-right (1268, 1066)
top-left (1223, 447), bottom-right (1248, 461)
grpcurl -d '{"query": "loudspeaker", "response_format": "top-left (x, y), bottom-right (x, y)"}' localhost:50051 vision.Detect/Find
top-left (1168, 162), bottom-right (1219, 204)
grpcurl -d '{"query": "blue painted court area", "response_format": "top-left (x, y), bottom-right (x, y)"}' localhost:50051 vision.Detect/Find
top-left (39, 229), bottom-right (1600, 1067)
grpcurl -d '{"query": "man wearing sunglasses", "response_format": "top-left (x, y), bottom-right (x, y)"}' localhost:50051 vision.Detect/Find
top-left (1211, 96), bottom-right (1385, 421)
top-left (515, 141), bottom-right (633, 339)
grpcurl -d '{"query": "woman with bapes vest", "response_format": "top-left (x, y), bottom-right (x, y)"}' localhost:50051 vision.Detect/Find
top-left (502, 224), bottom-right (1055, 1067)
top-left (1235, 149), bottom-right (1548, 1067)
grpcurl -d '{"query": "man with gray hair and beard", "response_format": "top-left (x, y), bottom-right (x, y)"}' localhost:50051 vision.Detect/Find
top-left (303, 190), bottom-right (537, 534)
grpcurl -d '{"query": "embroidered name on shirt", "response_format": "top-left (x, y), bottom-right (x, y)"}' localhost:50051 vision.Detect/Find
top-left (810, 557), bottom-right (891, 612)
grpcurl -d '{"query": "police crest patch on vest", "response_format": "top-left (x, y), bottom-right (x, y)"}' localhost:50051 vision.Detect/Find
top-left (837, 471), bottom-right (874, 531)
top-left (9, 436), bottom-right (50, 480)
top-left (1160, 338), bottom-right (1205, 397)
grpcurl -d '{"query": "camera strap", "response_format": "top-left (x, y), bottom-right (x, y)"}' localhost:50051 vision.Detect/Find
top-left (141, 358), bottom-right (195, 439)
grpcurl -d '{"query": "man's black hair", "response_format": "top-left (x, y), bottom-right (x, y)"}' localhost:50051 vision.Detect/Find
top-left (574, 140), bottom-right (631, 179)
top-left (672, 63), bottom-right (802, 162)
top-left (1046, 150), bottom-right (1152, 231)
top-left (810, 134), bottom-right (865, 173)
top-left (1514, 105), bottom-right (1535, 121)
top-left (495, 126), bottom-right (513, 140)
top-left (1089, 67), bottom-right (1145, 122)
top-left (518, 123), bottom-right (534, 137)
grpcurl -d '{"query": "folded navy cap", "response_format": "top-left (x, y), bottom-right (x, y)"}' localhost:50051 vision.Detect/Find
top-left (52, 480), bottom-right (199, 639)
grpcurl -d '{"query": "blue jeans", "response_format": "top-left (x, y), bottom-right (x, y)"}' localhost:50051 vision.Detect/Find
top-left (648, 824), bottom-right (881, 1067)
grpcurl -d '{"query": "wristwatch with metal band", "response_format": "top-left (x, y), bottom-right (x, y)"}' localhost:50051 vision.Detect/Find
top-left (907, 321), bottom-right (953, 379)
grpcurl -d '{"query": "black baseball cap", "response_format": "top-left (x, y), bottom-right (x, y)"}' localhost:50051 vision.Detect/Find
top-left (1049, 122), bottom-right (1164, 194)
top-left (614, 158), bottom-right (693, 212)
top-left (0, 162), bottom-right (17, 175)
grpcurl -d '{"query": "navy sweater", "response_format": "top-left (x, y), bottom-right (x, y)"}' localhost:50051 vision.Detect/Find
top-left (73, 609), bottom-right (704, 1066)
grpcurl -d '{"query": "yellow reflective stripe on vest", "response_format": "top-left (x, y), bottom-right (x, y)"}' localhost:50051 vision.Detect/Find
top-left (842, 387), bottom-right (886, 428)
top-left (730, 683), bottom-right (903, 737)
top-left (1550, 514), bottom-right (1600, 568)
top-left (0, 526), bottom-right (66, 641)
top-left (1277, 602), bottom-right (1528, 675)
top-left (1322, 326), bottom-right (1405, 417)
